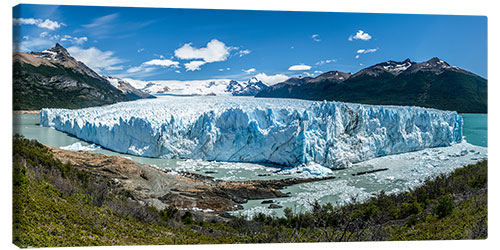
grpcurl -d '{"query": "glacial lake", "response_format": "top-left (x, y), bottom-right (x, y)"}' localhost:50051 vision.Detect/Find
top-left (12, 112), bottom-right (487, 217)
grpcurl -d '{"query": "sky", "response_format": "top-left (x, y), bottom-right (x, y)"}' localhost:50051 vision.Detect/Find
top-left (12, 4), bottom-right (488, 84)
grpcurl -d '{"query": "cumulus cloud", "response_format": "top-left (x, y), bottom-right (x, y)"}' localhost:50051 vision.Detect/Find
top-left (61, 35), bottom-right (88, 45)
top-left (143, 59), bottom-right (180, 68)
top-left (312, 34), bottom-right (321, 42)
top-left (254, 73), bottom-right (289, 85)
top-left (349, 30), bottom-right (372, 41)
top-left (67, 46), bottom-right (124, 72)
top-left (126, 58), bottom-right (180, 74)
top-left (175, 39), bottom-right (230, 63)
top-left (243, 68), bottom-right (256, 74)
top-left (13, 18), bottom-right (64, 30)
top-left (288, 64), bottom-right (312, 71)
top-left (184, 60), bottom-right (207, 71)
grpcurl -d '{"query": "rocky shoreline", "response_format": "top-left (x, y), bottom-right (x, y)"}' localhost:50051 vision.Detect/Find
top-left (49, 147), bottom-right (334, 216)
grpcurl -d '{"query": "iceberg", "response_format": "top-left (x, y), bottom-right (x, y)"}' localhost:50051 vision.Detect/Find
top-left (40, 96), bottom-right (463, 169)
top-left (60, 142), bottom-right (100, 152)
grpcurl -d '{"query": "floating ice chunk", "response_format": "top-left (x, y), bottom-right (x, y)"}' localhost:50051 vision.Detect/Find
top-left (60, 142), bottom-right (100, 152)
top-left (277, 162), bottom-right (333, 177)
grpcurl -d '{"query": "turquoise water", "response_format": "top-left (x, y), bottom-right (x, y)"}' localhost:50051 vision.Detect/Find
top-left (461, 113), bottom-right (487, 147)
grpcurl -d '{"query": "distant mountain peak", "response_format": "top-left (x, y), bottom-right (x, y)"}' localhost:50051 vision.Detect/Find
top-left (309, 70), bottom-right (352, 83)
top-left (248, 76), bottom-right (260, 83)
top-left (31, 43), bottom-right (72, 63)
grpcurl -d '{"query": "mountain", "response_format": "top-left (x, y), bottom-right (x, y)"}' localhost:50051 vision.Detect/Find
top-left (128, 77), bottom-right (269, 96)
top-left (256, 58), bottom-right (487, 113)
top-left (13, 43), bottom-right (153, 110)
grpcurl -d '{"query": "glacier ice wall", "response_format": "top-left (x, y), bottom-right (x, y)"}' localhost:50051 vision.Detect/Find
top-left (40, 96), bottom-right (463, 169)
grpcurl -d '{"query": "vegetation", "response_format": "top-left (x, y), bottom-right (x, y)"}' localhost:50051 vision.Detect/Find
top-left (13, 135), bottom-right (487, 247)
top-left (256, 70), bottom-right (487, 113)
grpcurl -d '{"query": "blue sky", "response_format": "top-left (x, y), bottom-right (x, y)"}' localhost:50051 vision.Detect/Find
top-left (13, 4), bottom-right (487, 83)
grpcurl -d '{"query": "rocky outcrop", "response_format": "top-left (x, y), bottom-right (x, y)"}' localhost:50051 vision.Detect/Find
top-left (49, 147), bottom-right (333, 213)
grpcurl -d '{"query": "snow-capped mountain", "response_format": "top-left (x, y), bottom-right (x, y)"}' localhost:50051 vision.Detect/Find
top-left (352, 58), bottom-right (414, 77)
top-left (102, 76), bottom-right (155, 99)
top-left (126, 76), bottom-right (269, 96)
top-left (256, 57), bottom-right (487, 113)
top-left (13, 43), bottom-right (153, 110)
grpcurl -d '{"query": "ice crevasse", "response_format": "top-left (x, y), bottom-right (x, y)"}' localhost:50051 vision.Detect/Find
top-left (40, 96), bottom-right (463, 169)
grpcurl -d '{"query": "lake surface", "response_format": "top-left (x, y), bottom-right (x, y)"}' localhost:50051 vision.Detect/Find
top-left (462, 113), bottom-right (487, 147)
top-left (12, 112), bottom-right (487, 217)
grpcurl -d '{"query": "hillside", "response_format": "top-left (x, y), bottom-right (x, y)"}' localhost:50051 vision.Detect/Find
top-left (13, 43), bottom-right (153, 110)
top-left (256, 58), bottom-right (487, 113)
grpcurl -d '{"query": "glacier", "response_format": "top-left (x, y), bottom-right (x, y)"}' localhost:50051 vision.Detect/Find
top-left (40, 96), bottom-right (463, 169)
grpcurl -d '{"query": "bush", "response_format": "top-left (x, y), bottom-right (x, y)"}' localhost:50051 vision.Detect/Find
top-left (434, 194), bottom-right (454, 219)
top-left (160, 206), bottom-right (179, 221)
top-left (181, 211), bottom-right (194, 225)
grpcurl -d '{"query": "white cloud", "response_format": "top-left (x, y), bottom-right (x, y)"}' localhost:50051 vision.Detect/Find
top-left (288, 64), bottom-right (312, 71)
top-left (184, 60), bottom-right (207, 71)
top-left (67, 46), bottom-right (124, 73)
top-left (13, 18), bottom-right (64, 30)
top-left (243, 68), bottom-right (256, 74)
top-left (254, 73), bottom-right (289, 85)
top-left (126, 58), bottom-right (180, 74)
top-left (312, 34), bottom-right (321, 42)
top-left (315, 59), bottom-right (336, 65)
top-left (356, 48), bottom-right (378, 54)
top-left (175, 39), bottom-right (230, 63)
top-left (314, 70), bottom-right (323, 74)
top-left (237, 49), bottom-right (251, 57)
top-left (143, 59), bottom-right (180, 68)
top-left (14, 38), bottom-right (53, 52)
top-left (349, 30), bottom-right (372, 41)
top-left (61, 35), bottom-right (88, 45)
top-left (137, 48), bottom-right (144, 53)
top-left (83, 14), bottom-right (118, 28)
top-left (126, 65), bottom-right (155, 73)
top-left (355, 48), bottom-right (378, 59)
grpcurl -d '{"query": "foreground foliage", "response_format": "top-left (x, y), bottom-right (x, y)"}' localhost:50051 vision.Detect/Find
top-left (12, 135), bottom-right (487, 247)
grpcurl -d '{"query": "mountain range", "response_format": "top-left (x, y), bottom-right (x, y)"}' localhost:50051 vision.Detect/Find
top-left (124, 76), bottom-right (268, 96)
top-left (256, 58), bottom-right (487, 113)
top-left (13, 44), bottom-right (487, 113)
top-left (13, 43), bottom-right (153, 110)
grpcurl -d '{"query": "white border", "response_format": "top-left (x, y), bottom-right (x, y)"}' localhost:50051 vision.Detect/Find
top-left (1, 1), bottom-right (497, 250)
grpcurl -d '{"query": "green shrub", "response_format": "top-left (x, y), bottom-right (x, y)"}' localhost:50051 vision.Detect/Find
top-left (160, 206), bottom-right (179, 221)
top-left (181, 211), bottom-right (194, 225)
top-left (434, 194), bottom-right (455, 219)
